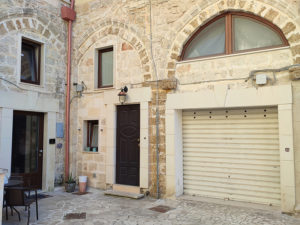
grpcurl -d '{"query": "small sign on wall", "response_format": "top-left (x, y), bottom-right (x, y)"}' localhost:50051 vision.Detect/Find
top-left (56, 123), bottom-right (64, 138)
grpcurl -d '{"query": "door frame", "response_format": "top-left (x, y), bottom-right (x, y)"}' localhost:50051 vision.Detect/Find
top-left (11, 110), bottom-right (44, 188)
top-left (104, 87), bottom-right (152, 189)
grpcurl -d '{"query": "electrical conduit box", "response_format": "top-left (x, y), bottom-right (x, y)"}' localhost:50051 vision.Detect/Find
top-left (256, 74), bottom-right (267, 85)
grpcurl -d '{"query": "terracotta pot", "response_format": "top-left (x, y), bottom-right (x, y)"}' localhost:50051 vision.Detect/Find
top-left (79, 176), bottom-right (87, 193)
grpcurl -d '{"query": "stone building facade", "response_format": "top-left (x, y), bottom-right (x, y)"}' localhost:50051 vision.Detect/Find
top-left (0, 0), bottom-right (68, 191)
top-left (71, 0), bottom-right (300, 213)
top-left (1, 0), bottom-right (300, 215)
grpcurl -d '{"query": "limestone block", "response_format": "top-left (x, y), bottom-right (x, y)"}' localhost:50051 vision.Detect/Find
top-left (289, 66), bottom-right (300, 80)
top-left (161, 78), bottom-right (177, 90)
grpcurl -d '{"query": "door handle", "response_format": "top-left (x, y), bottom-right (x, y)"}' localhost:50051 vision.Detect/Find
top-left (137, 138), bottom-right (140, 147)
top-left (39, 149), bottom-right (43, 153)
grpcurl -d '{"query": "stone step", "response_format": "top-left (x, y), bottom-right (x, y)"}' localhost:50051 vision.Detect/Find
top-left (113, 184), bottom-right (140, 194)
top-left (104, 190), bottom-right (144, 199)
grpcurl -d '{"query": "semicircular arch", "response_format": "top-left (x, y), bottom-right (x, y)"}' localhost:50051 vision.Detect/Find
top-left (76, 21), bottom-right (152, 81)
top-left (166, 0), bottom-right (300, 78)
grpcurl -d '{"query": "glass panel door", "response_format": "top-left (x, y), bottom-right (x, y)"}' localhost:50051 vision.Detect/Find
top-left (11, 111), bottom-right (44, 188)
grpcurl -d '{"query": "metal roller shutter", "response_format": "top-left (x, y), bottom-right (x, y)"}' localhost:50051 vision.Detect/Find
top-left (182, 107), bottom-right (280, 206)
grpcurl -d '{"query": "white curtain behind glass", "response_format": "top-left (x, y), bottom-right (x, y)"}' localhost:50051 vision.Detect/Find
top-left (184, 17), bottom-right (226, 59)
top-left (101, 51), bottom-right (113, 86)
top-left (234, 17), bottom-right (283, 52)
top-left (91, 125), bottom-right (98, 147)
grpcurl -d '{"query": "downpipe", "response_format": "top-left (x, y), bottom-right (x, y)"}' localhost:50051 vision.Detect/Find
top-left (62, 0), bottom-right (75, 180)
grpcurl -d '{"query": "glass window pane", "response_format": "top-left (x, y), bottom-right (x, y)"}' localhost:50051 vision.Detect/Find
top-left (234, 16), bottom-right (283, 52)
top-left (101, 50), bottom-right (113, 86)
top-left (87, 121), bottom-right (98, 149)
top-left (12, 114), bottom-right (39, 173)
top-left (88, 122), bottom-right (92, 146)
top-left (184, 17), bottom-right (225, 59)
top-left (21, 42), bottom-right (39, 83)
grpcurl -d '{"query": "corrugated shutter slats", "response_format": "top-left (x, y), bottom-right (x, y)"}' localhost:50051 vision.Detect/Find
top-left (182, 107), bottom-right (280, 206)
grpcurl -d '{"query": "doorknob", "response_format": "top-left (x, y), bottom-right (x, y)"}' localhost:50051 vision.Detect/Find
top-left (39, 149), bottom-right (43, 153)
top-left (137, 138), bottom-right (140, 147)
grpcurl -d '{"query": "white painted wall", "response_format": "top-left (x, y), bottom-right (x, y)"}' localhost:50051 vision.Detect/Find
top-left (165, 84), bottom-right (295, 212)
top-left (0, 108), bottom-right (13, 174)
top-left (0, 169), bottom-right (7, 225)
top-left (0, 91), bottom-right (59, 191)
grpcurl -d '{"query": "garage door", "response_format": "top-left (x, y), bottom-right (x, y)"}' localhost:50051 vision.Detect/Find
top-left (182, 107), bottom-right (280, 206)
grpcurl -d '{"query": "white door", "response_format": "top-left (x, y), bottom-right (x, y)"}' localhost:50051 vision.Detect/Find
top-left (182, 107), bottom-right (280, 206)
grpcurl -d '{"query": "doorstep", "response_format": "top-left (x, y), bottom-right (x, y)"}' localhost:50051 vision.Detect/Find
top-left (104, 190), bottom-right (144, 199)
top-left (112, 184), bottom-right (140, 194)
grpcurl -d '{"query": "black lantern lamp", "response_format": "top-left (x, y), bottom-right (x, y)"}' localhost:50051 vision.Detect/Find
top-left (118, 86), bottom-right (128, 104)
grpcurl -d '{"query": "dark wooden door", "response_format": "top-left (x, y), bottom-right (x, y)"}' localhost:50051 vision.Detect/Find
top-left (116, 104), bottom-right (140, 186)
top-left (11, 111), bottom-right (44, 189)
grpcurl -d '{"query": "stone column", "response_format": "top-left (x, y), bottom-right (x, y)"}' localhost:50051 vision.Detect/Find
top-left (278, 104), bottom-right (296, 212)
top-left (0, 108), bottom-right (13, 175)
top-left (42, 112), bottom-right (57, 191)
top-left (0, 168), bottom-right (8, 225)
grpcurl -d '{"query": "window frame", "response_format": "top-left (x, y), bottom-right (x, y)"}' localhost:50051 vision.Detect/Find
top-left (98, 47), bottom-right (113, 88)
top-left (180, 12), bottom-right (289, 61)
top-left (86, 120), bottom-right (99, 151)
top-left (21, 39), bottom-right (41, 85)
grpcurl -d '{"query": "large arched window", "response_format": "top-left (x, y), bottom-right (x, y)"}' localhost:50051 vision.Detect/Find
top-left (181, 12), bottom-right (289, 60)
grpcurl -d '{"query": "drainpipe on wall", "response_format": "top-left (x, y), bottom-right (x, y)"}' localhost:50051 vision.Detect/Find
top-left (61, 0), bottom-right (76, 180)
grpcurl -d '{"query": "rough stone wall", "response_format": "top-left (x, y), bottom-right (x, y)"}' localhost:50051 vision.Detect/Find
top-left (146, 83), bottom-right (169, 197)
top-left (0, 0), bottom-right (68, 183)
top-left (72, 31), bottom-right (146, 189)
top-left (72, 0), bottom-right (300, 204)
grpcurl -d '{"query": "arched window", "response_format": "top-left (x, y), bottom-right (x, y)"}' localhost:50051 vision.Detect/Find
top-left (181, 12), bottom-right (289, 60)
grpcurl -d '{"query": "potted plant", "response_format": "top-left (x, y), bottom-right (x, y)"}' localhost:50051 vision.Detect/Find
top-left (65, 173), bottom-right (76, 192)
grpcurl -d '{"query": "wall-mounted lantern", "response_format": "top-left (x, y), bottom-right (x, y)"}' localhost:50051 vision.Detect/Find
top-left (118, 86), bottom-right (128, 104)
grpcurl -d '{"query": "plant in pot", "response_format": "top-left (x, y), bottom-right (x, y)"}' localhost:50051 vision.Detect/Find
top-left (65, 173), bottom-right (76, 193)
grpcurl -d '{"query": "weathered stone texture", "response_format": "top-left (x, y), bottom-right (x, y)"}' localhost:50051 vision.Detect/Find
top-left (282, 22), bottom-right (296, 35)
top-left (264, 9), bottom-right (279, 22)
top-left (0, 0), bottom-right (68, 183)
top-left (0, 23), bottom-right (7, 35)
top-left (71, 0), bottom-right (300, 207)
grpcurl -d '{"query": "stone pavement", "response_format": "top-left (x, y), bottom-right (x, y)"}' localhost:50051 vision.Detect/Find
top-left (2, 187), bottom-right (300, 225)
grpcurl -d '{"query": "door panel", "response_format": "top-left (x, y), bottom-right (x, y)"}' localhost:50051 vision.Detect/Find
top-left (11, 111), bottom-right (44, 189)
top-left (116, 104), bottom-right (140, 186)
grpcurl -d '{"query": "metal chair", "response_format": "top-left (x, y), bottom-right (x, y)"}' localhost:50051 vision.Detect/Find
top-left (5, 187), bottom-right (38, 225)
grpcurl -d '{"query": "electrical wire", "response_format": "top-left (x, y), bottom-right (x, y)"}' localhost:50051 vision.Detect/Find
top-left (179, 64), bottom-right (300, 86)
top-left (246, 64), bottom-right (300, 82)
top-left (179, 77), bottom-right (249, 85)
top-left (0, 77), bottom-right (26, 90)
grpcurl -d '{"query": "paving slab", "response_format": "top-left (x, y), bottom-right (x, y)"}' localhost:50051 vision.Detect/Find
top-left (2, 187), bottom-right (300, 225)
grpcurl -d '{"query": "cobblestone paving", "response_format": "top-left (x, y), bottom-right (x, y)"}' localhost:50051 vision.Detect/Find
top-left (2, 188), bottom-right (300, 225)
